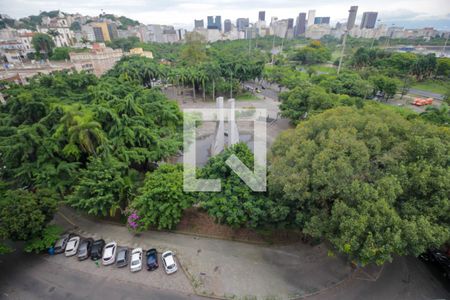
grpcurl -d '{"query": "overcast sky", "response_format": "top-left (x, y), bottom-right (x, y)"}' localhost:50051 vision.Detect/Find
top-left (1, 0), bottom-right (449, 30)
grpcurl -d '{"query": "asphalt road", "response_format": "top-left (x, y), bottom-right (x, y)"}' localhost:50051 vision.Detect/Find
top-left (0, 243), bottom-right (202, 300)
top-left (310, 256), bottom-right (450, 300)
top-left (408, 89), bottom-right (444, 100)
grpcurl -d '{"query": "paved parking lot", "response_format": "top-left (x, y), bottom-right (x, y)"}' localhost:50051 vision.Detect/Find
top-left (44, 247), bottom-right (194, 296)
top-left (56, 207), bottom-right (352, 299)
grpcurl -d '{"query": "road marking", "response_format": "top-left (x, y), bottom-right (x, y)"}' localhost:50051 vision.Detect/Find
top-left (57, 211), bottom-right (77, 228)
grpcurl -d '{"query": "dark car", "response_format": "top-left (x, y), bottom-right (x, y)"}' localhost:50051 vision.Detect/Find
top-left (77, 238), bottom-right (94, 261)
top-left (54, 233), bottom-right (72, 254)
top-left (116, 247), bottom-right (129, 268)
top-left (146, 248), bottom-right (159, 271)
top-left (420, 249), bottom-right (450, 280)
top-left (90, 239), bottom-right (105, 261)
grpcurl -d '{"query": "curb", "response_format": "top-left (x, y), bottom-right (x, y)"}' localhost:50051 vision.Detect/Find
top-left (59, 206), bottom-right (278, 246)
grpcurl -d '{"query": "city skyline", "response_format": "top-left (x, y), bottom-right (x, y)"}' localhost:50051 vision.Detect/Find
top-left (1, 0), bottom-right (449, 30)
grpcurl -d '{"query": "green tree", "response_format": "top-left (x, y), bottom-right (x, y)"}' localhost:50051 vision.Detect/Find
top-left (279, 85), bottom-right (337, 123)
top-left (0, 189), bottom-right (57, 244)
top-left (411, 54), bottom-right (437, 81)
top-left (269, 105), bottom-right (450, 265)
top-left (131, 164), bottom-right (194, 230)
top-left (50, 47), bottom-right (70, 60)
top-left (32, 33), bottom-right (55, 58)
top-left (291, 41), bottom-right (332, 65)
top-left (370, 75), bottom-right (398, 100)
top-left (198, 143), bottom-right (286, 228)
top-left (67, 155), bottom-right (136, 216)
top-left (420, 104), bottom-right (450, 126)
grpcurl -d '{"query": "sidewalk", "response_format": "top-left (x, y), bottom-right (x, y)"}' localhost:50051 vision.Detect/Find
top-left (55, 206), bottom-right (352, 299)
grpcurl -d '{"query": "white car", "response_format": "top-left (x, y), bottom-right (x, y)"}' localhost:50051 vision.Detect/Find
top-left (64, 236), bottom-right (80, 257)
top-left (162, 250), bottom-right (178, 274)
top-left (102, 241), bottom-right (117, 265)
top-left (130, 248), bottom-right (143, 272)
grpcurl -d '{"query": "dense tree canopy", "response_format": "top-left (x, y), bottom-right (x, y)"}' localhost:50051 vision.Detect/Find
top-left (198, 143), bottom-right (285, 228)
top-left (269, 105), bottom-right (450, 265)
top-left (0, 69), bottom-right (183, 216)
top-left (291, 41), bottom-right (332, 65)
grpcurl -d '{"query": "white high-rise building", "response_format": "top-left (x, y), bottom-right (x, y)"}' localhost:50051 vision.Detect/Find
top-left (307, 10), bottom-right (316, 27)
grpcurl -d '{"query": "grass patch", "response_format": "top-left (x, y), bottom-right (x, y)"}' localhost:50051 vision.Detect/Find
top-left (236, 92), bottom-right (259, 101)
top-left (313, 64), bottom-right (337, 74)
top-left (411, 80), bottom-right (449, 94)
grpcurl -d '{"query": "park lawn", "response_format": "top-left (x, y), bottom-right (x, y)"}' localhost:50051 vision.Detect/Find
top-left (331, 49), bottom-right (341, 61)
top-left (313, 64), bottom-right (337, 74)
top-left (411, 80), bottom-right (449, 94)
top-left (236, 92), bottom-right (259, 101)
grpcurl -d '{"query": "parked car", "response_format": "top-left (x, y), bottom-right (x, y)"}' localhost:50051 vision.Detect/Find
top-left (54, 233), bottom-right (72, 254)
top-left (116, 247), bottom-right (129, 268)
top-left (130, 248), bottom-right (143, 272)
top-left (102, 241), bottom-right (117, 265)
top-left (64, 236), bottom-right (80, 257)
top-left (77, 238), bottom-right (93, 261)
top-left (90, 239), bottom-right (105, 261)
top-left (420, 249), bottom-right (450, 280)
top-left (162, 250), bottom-right (177, 274)
top-left (145, 248), bottom-right (159, 271)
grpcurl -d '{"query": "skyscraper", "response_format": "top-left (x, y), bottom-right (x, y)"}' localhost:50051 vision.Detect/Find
top-left (307, 10), bottom-right (316, 27)
top-left (194, 19), bottom-right (204, 29)
top-left (287, 18), bottom-right (294, 29)
top-left (347, 6), bottom-right (358, 30)
top-left (236, 18), bottom-right (249, 31)
top-left (258, 11), bottom-right (266, 21)
top-left (360, 12), bottom-right (378, 29)
top-left (207, 16), bottom-right (222, 31)
top-left (224, 19), bottom-right (232, 33)
top-left (207, 16), bottom-right (214, 28)
top-left (314, 17), bottom-right (330, 25)
top-left (294, 12), bottom-right (307, 36)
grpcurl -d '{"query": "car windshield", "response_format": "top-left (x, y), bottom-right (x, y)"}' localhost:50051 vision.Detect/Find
top-left (131, 260), bottom-right (139, 266)
top-left (67, 241), bottom-right (75, 249)
top-left (168, 264), bottom-right (175, 269)
top-left (117, 251), bottom-right (125, 260)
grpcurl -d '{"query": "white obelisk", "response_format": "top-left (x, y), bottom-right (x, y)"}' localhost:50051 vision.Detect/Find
top-left (211, 97), bottom-right (225, 155)
top-left (228, 98), bottom-right (239, 146)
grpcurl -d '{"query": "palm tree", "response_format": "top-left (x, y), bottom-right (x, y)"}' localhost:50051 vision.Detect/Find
top-left (67, 120), bottom-right (106, 156)
top-left (203, 62), bottom-right (221, 101)
top-left (188, 68), bottom-right (198, 102)
top-left (197, 68), bottom-right (207, 101)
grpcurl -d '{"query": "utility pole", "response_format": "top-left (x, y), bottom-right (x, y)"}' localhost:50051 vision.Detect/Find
top-left (441, 33), bottom-right (449, 57)
top-left (271, 34), bottom-right (276, 64)
top-left (247, 28), bottom-right (251, 54)
top-left (337, 31), bottom-right (348, 75)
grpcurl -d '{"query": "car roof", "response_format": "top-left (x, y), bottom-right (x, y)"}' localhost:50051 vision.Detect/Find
top-left (117, 249), bottom-right (127, 259)
top-left (104, 246), bottom-right (114, 256)
top-left (163, 254), bottom-right (175, 266)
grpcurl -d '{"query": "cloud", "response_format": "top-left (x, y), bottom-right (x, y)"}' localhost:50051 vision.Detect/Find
top-left (1, 0), bottom-right (449, 29)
